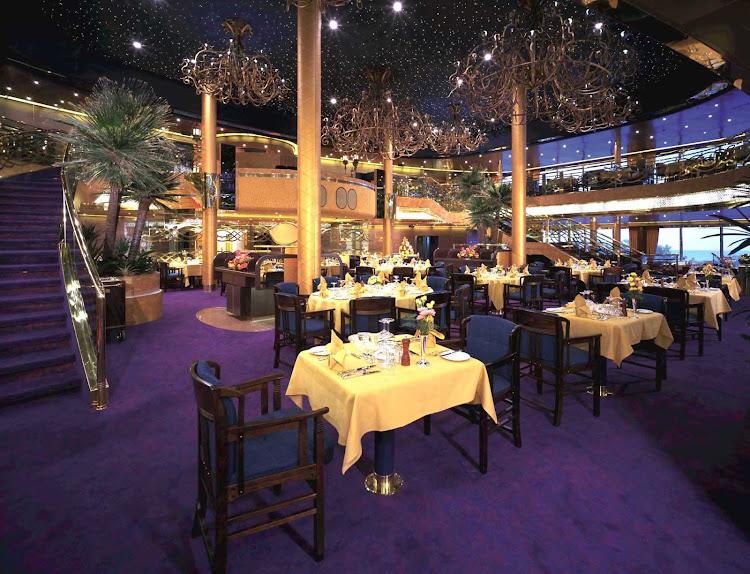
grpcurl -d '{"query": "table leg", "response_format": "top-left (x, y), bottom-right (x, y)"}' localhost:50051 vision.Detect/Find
top-left (364, 430), bottom-right (403, 495)
top-left (589, 356), bottom-right (611, 397)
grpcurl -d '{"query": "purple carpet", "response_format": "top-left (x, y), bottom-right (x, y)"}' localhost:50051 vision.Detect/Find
top-left (1, 289), bottom-right (749, 573)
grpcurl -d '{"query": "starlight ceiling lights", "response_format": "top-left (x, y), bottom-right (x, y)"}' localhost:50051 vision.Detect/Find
top-left (429, 103), bottom-right (487, 156)
top-left (286, 0), bottom-right (362, 10)
top-left (181, 18), bottom-right (287, 106)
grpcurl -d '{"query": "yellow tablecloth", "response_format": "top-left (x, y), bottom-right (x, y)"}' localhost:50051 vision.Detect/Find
top-left (307, 286), bottom-right (432, 333)
top-left (687, 288), bottom-right (732, 330)
top-left (287, 341), bottom-right (497, 474)
top-left (170, 260), bottom-right (202, 287)
top-left (570, 268), bottom-right (604, 287)
top-left (723, 277), bottom-right (742, 301)
top-left (548, 309), bottom-right (673, 367)
top-left (474, 274), bottom-right (524, 310)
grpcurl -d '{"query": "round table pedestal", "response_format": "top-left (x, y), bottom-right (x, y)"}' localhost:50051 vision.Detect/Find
top-left (365, 430), bottom-right (404, 495)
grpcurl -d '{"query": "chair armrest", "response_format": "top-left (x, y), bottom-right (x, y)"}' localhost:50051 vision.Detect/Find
top-left (221, 372), bottom-right (286, 415)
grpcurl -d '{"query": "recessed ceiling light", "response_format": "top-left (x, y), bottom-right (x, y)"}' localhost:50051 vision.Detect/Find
top-left (132, 41), bottom-right (143, 49)
top-left (684, 125), bottom-right (688, 128)
top-left (176, 118), bottom-right (180, 122)
top-left (328, 20), bottom-right (338, 30)
top-left (393, 2), bottom-right (403, 12)
top-left (330, 97), bottom-right (337, 105)
top-left (594, 22), bottom-right (603, 30)
top-left (33, 80), bottom-right (39, 85)
top-left (484, 53), bottom-right (491, 61)
top-left (728, 118), bottom-right (732, 122)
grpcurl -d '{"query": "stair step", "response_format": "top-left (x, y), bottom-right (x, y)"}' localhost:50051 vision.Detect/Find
top-left (0, 309), bottom-right (68, 333)
top-left (0, 291), bottom-right (66, 313)
top-left (0, 348), bottom-right (76, 380)
top-left (0, 277), bottom-right (62, 295)
top-left (0, 250), bottom-right (59, 265)
top-left (0, 238), bottom-right (59, 249)
top-left (0, 372), bottom-right (80, 407)
top-left (0, 263), bottom-right (61, 279)
top-left (0, 327), bottom-right (71, 357)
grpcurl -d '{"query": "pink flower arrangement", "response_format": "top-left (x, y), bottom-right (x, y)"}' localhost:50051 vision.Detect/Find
top-left (458, 245), bottom-right (480, 259)
top-left (228, 250), bottom-right (252, 271)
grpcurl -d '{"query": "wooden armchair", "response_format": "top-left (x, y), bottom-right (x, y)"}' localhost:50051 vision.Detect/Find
top-left (643, 286), bottom-right (704, 360)
top-left (190, 361), bottom-right (334, 572)
top-left (158, 261), bottom-right (184, 291)
top-left (339, 296), bottom-right (396, 339)
top-left (395, 291), bottom-right (451, 338)
top-left (274, 293), bottom-right (334, 368)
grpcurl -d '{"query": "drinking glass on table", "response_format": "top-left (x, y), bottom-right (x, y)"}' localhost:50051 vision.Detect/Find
top-left (378, 317), bottom-right (394, 340)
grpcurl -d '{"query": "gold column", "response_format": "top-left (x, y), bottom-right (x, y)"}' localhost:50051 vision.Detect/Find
top-left (296, 0), bottom-right (322, 296)
top-left (613, 215), bottom-right (621, 256)
top-left (590, 216), bottom-right (598, 252)
top-left (511, 85), bottom-right (527, 266)
top-left (383, 139), bottom-right (394, 256)
top-left (201, 93), bottom-right (218, 292)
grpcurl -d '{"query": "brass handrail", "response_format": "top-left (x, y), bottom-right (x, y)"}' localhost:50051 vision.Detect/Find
top-left (59, 144), bottom-right (108, 410)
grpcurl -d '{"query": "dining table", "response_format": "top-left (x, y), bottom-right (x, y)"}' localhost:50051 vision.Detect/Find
top-left (569, 267), bottom-right (605, 287)
top-left (286, 337), bottom-right (497, 494)
top-left (170, 260), bottom-right (202, 287)
top-left (306, 284), bottom-right (433, 333)
top-left (545, 303), bottom-right (674, 389)
top-left (722, 276), bottom-right (742, 301)
top-left (686, 287), bottom-right (732, 330)
top-left (473, 273), bottom-right (525, 310)
top-left (373, 262), bottom-right (430, 277)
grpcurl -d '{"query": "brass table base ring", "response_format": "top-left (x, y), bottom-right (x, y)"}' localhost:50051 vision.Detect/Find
top-left (365, 472), bottom-right (403, 495)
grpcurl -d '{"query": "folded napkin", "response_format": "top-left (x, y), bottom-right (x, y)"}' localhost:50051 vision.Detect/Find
top-left (378, 270), bottom-right (386, 282)
top-left (609, 286), bottom-right (621, 299)
top-left (425, 259), bottom-right (430, 267)
top-left (398, 280), bottom-right (407, 296)
top-left (353, 282), bottom-right (365, 298)
top-left (464, 265), bottom-right (471, 274)
top-left (555, 259), bottom-right (562, 266)
top-left (589, 259), bottom-right (598, 270)
top-left (480, 263), bottom-right (487, 272)
top-left (521, 265), bottom-right (529, 275)
top-left (574, 294), bottom-right (593, 317)
top-left (344, 272), bottom-right (353, 283)
top-left (642, 270), bottom-right (651, 283)
top-left (326, 331), bottom-right (347, 371)
top-left (675, 276), bottom-right (688, 289)
top-left (420, 282), bottom-right (429, 292)
top-left (318, 276), bottom-right (327, 291)
top-left (568, 258), bottom-right (575, 266)
top-left (687, 274), bottom-right (699, 289)
top-left (414, 271), bottom-right (423, 284)
top-left (603, 260), bottom-right (611, 268)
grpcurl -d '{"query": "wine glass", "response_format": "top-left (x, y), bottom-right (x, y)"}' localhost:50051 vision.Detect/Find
top-left (378, 317), bottom-right (394, 340)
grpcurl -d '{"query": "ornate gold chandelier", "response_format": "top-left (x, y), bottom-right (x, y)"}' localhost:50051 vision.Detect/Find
top-left (286, 0), bottom-right (362, 10)
top-left (181, 18), bottom-right (288, 106)
top-left (429, 103), bottom-right (487, 156)
top-left (452, 0), bottom-right (637, 133)
top-left (322, 68), bottom-right (433, 161)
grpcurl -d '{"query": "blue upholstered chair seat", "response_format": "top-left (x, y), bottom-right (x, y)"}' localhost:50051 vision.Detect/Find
top-left (289, 317), bottom-right (327, 334)
top-left (491, 372), bottom-right (512, 397)
top-left (426, 276), bottom-right (448, 291)
top-left (231, 406), bottom-right (335, 484)
top-left (168, 272), bottom-right (182, 278)
top-left (399, 316), bottom-right (417, 332)
top-left (518, 333), bottom-right (590, 368)
top-left (542, 287), bottom-right (558, 297)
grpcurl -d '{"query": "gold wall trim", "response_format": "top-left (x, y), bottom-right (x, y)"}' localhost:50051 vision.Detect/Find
top-left (237, 170), bottom-right (376, 191)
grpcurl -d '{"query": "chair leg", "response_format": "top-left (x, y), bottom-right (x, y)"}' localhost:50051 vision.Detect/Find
top-left (553, 373), bottom-right (564, 426)
top-left (698, 323), bottom-right (704, 356)
top-left (423, 415), bottom-right (431, 436)
top-left (593, 365), bottom-right (601, 418)
top-left (655, 348), bottom-right (664, 392)
top-left (535, 365), bottom-right (543, 394)
top-left (679, 336), bottom-right (686, 361)
top-left (512, 394), bottom-right (522, 448)
top-left (716, 315), bottom-right (722, 342)
top-left (191, 480), bottom-right (207, 538)
top-left (213, 505), bottom-right (229, 574)
top-left (478, 408), bottom-right (488, 474)
top-left (314, 478), bottom-right (325, 562)
top-left (273, 331), bottom-right (281, 368)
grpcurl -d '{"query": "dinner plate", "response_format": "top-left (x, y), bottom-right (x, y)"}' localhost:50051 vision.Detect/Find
top-left (545, 307), bottom-right (566, 313)
top-left (441, 351), bottom-right (470, 362)
top-left (309, 346), bottom-right (329, 356)
top-left (636, 309), bottom-right (654, 314)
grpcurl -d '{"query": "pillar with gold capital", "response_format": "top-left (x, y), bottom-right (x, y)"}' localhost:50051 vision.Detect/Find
top-left (511, 85), bottom-right (527, 267)
top-left (613, 215), bottom-right (622, 257)
top-left (296, 0), bottom-right (322, 296)
top-left (614, 127), bottom-right (622, 167)
top-left (383, 138), bottom-right (394, 256)
top-left (201, 93), bottom-right (218, 292)
top-left (590, 216), bottom-right (598, 252)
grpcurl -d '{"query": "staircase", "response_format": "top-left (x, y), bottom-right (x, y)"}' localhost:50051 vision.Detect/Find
top-left (0, 168), bottom-right (81, 405)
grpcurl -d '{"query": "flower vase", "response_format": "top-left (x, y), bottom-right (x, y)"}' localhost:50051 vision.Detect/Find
top-left (416, 335), bottom-right (430, 367)
top-left (631, 298), bottom-right (639, 319)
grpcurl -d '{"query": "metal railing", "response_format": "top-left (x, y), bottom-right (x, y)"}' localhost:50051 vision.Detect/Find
top-left (60, 145), bottom-right (108, 409)
top-left (541, 218), bottom-right (645, 263)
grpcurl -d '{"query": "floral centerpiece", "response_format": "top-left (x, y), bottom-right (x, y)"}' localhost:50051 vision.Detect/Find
top-left (414, 296), bottom-right (445, 347)
top-left (367, 274), bottom-right (383, 286)
top-left (578, 259), bottom-right (587, 266)
top-left (626, 272), bottom-right (644, 299)
top-left (398, 237), bottom-right (414, 257)
top-left (700, 263), bottom-right (719, 277)
top-left (458, 245), bottom-right (480, 259)
top-left (227, 250), bottom-right (252, 271)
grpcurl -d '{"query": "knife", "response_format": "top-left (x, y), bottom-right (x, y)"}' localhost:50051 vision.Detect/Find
top-left (342, 367), bottom-right (381, 379)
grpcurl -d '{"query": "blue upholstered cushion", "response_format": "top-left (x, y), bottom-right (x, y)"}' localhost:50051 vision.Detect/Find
top-left (492, 373), bottom-right (512, 397)
top-left (517, 332), bottom-right (590, 368)
top-left (288, 317), bottom-right (327, 334)
top-left (359, 274), bottom-right (374, 284)
top-left (433, 268), bottom-right (447, 278)
top-left (168, 272), bottom-right (181, 278)
top-left (466, 315), bottom-right (515, 381)
top-left (427, 276), bottom-right (448, 291)
top-left (343, 311), bottom-right (392, 337)
top-left (231, 406), bottom-right (336, 484)
top-left (276, 281), bottom-right (299, 294)
top-left (196, 361), bottom-right (237, 425)
top-left (542, 287), bottom-right (558, 297)
top-left (622, 292), bottom-right (665, 313)
top-left (435, 261), bottom-right (445, 267)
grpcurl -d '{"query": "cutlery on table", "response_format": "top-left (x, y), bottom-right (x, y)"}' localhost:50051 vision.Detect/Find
top-left (342, 367), bottom-right (381, 379)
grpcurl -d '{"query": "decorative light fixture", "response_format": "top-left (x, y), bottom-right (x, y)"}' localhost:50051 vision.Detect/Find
top-left (451, 0), bottom-right (636, 264)
top-left (430, 103), bottom-right (487, 156)
top-left (181, 18), bottom-right (287, 106)
top-left (286, 0), bottom-right (362, 10)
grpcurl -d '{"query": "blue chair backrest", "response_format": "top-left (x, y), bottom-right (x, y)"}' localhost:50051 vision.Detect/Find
top-left (195, 361), bottom-right (238, 475)
top-left (427, 276), bottom-right (448, 291)
top-left (623, 292), bottom-right (665, 313)
top-left (276, 281), bottom-right (299, 295)
top-left (359, 274), bottom-right (374, 284)
top-left (313, 276), bottom-right (340, 291)
top-left (435, 261), bottom-right (445, 267)
top-left (433, 268), bottom-right (447, 278)
top-left (521, 277), bottom-right (542, 298)
top-left (623, 263), bottom-right (638, 273)
top-left (466, 315), bottom-right (515, 380)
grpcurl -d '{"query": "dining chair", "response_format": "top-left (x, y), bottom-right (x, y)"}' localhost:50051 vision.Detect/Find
top-left (158, 261), bottom-right (184, 291)
top-left (450, 284), bottom-right (469, 339)
top-left (422, 315), bottom-right (521, 474)
top-left (190, 361), bottom-right (334, 573)
top-left (643, 286), bottom-right (704, 360)
top-left (506, 308), bottom-right (602, 426)
top-left (451, 273), bottom-right (489, 314)
top-left (428, 266), bottom-right (447, 278)
top-left (503, 275), bottom-right (544, 315)
top-left (355, 266), bottom-right (375, 282)
top-left (426, 275), bottom-right (448, 292)
top-left (339, 297), bottom-right (396, 338)
top-left (395, 291), bottom-right (451, 338)
top-left (312, 276), bottom-right (340, 291)
top-left (273, 293), bottom-right (333, 368)
top-left (274, 282), bottom-right (299, 296)
top-left (392, 266), bottom-right (414, 279)
top-left (620, 292), bottom-right (667, 389)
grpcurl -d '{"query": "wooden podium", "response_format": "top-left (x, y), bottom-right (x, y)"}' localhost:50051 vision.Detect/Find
top-left (221, 269), bottom-right (255, 319)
